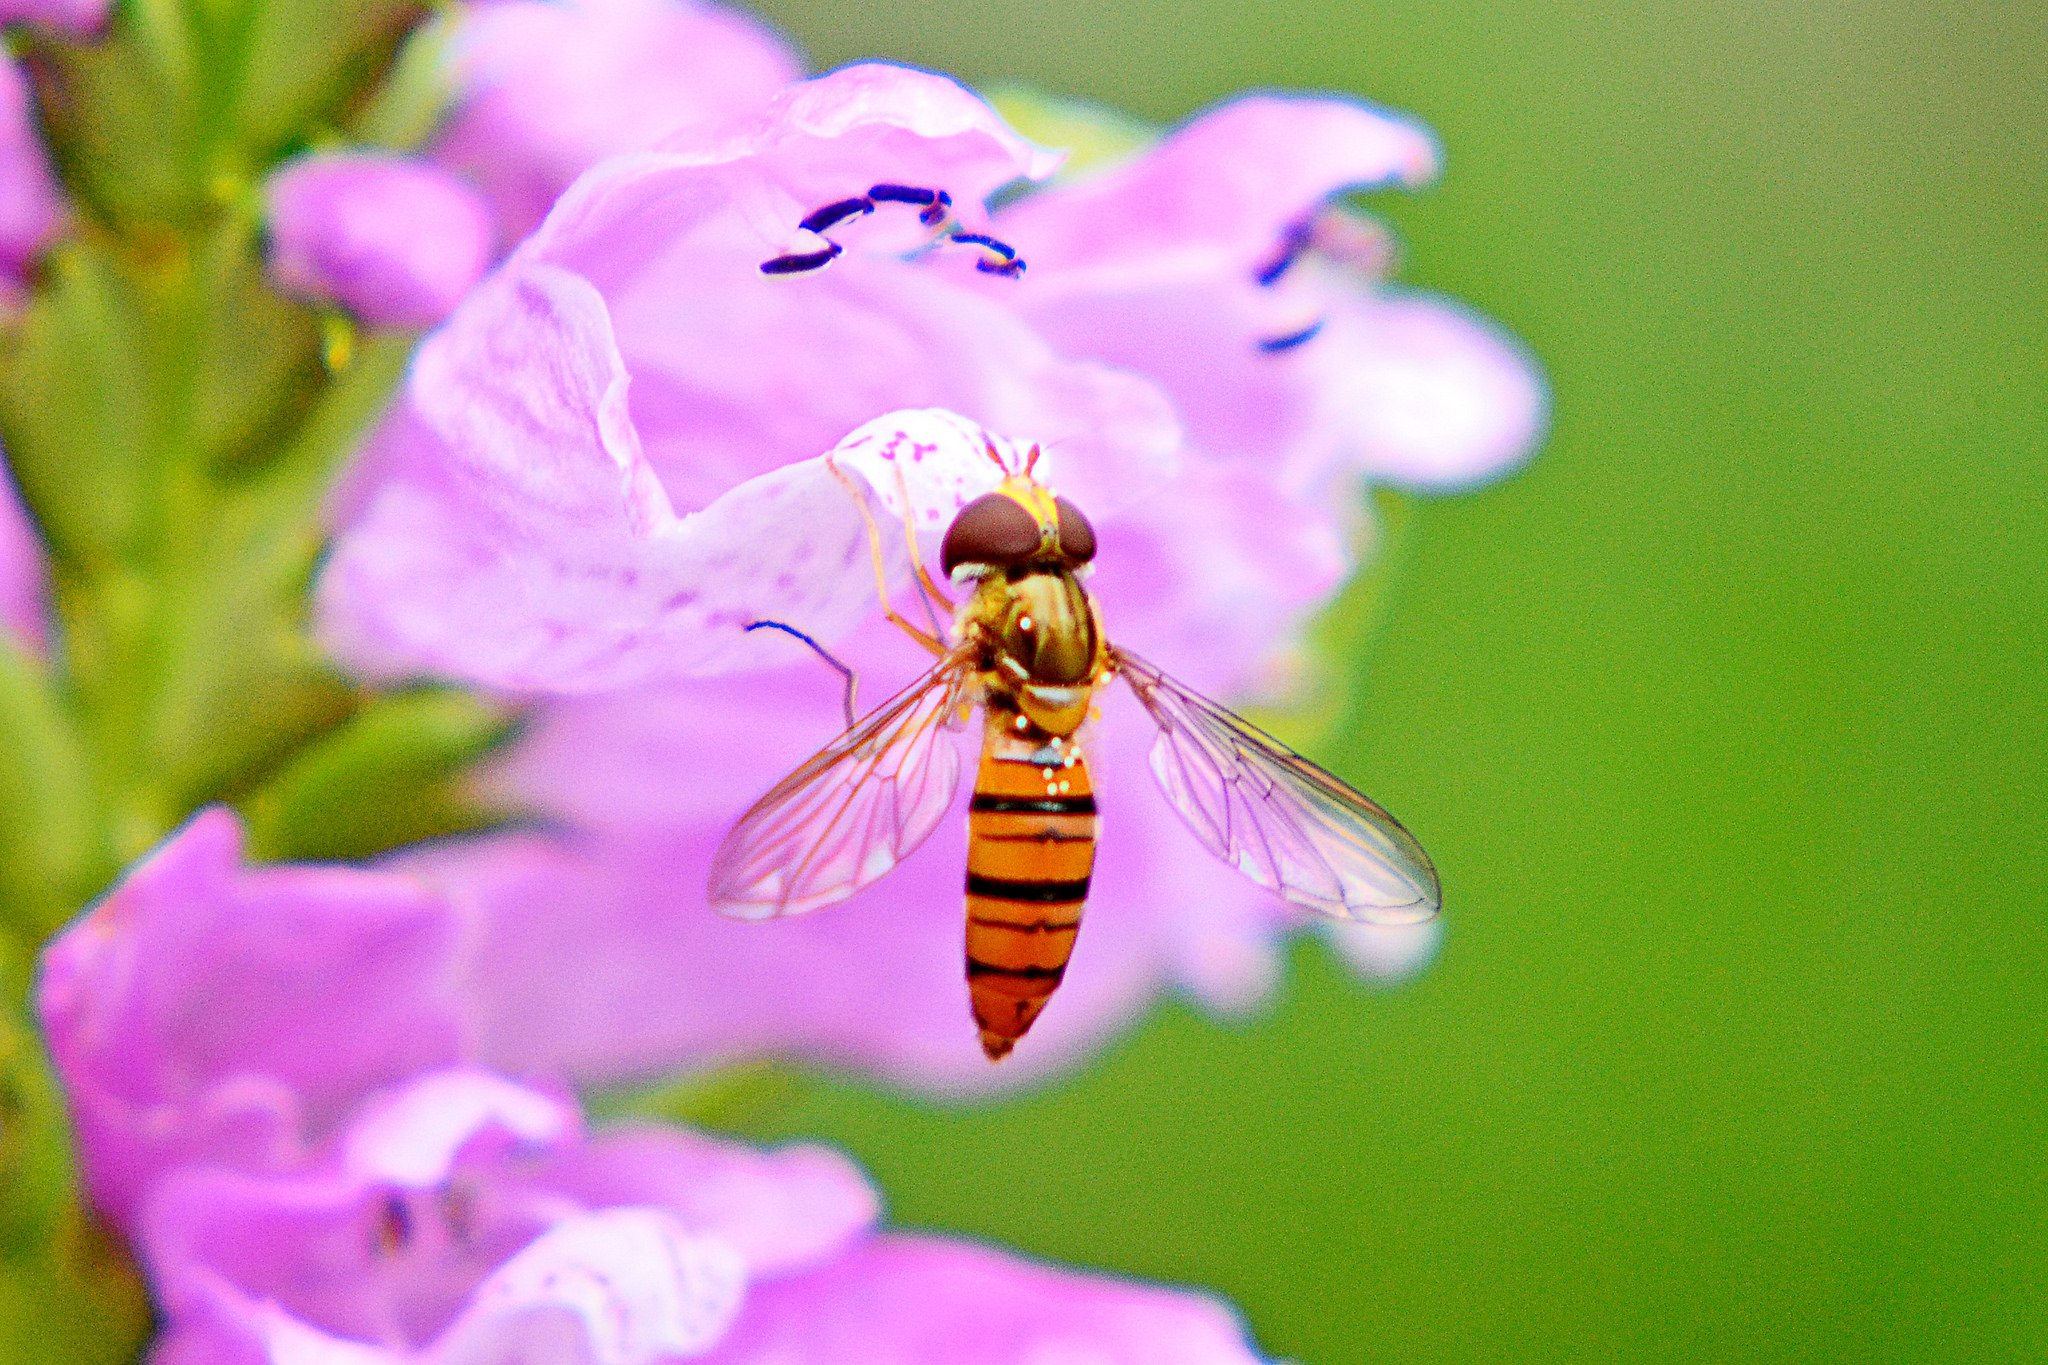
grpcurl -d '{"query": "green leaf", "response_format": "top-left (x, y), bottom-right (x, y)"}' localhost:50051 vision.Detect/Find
top-left (0, 640), bottom-right (104, 940)
top-left (240, 687), bottom-right (519, 863)
top-left (350, 13), bottom-right (456, 153)
top-left (0, 242), bottom-right (156, 570)
top-left (0, 1001), bottom-right (74, 1258)
top-left (0, 1003), bottom-right (149, 1363)
top-left (988, 85), bottom-right (1159, 179)
top-left (0, 1255), bottom-right (150, 1365)
top-left (20, 20), bottom-right (206, 224)
top-left (233, 0), bottom-right (428, 161)
top-left (187, 219), bottom-right (325, 477)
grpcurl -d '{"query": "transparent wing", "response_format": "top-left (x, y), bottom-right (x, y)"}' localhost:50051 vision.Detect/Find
top-left (709, 649), bottom-right (975, 919)
top-left (1115, 647), bottom-right (1442, 924)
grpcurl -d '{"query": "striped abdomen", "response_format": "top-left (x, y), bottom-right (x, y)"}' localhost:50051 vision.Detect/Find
top-left (964, 712), bottom-right (1097, 1060)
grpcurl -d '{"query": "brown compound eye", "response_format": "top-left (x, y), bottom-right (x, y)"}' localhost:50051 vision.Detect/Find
top-left (941, 493), bottom-right (1044, 576)
top-left (1054, 496), bottom-right (1096, 565)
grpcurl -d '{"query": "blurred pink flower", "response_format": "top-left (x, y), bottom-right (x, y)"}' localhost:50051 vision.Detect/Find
top-left (0, 0), bottom-right (109, 35)
top-left (143, 1068), bottom-right (1261, 1365)
top-left (265, 152), bottom-right (496, 327)
top-left (39, 819), bottom-right (1267, 1362)
top-left (314, 64), bottom-right (1515, 1092)
top-left (1, 53), bottom-right (66, 299)
top-left (0, 448), bottom-right (46, 647)
top-left (435, 0), bottom-right (801, 241)
top-left (36, 809), bottom-right (469, 1228)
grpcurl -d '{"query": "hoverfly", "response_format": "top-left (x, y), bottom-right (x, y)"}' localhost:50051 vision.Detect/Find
top-left (709, 441), bottom-right (1440, 1061)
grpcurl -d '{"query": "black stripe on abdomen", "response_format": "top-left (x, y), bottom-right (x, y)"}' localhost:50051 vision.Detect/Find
top-left (969, 794), bottom-right (1098, 816)
top-left (965, 873), bottom-right (1093, 903)
top-left (966, 958), bottom-right (1067, 981)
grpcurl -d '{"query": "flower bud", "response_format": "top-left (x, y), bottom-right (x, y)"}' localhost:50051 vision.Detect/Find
top-left (265, 151), bottom-right (494, 328)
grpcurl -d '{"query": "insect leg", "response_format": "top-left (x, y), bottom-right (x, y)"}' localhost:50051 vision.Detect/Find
top-left (886, 457), bottom-right (955, 637)
top-left (826, 457), bottom-right (949, 657)
top-left (745, 620), bottom-right (860, 730)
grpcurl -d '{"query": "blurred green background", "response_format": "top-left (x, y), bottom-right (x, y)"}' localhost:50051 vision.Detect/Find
top-left (736, 1), bottom-right (2048, 1359)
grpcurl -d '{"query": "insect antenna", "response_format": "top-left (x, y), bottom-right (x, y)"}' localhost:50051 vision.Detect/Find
top-left (745, 620), bottom-right (860, 730)
top-left (979, 435), bottom-right (1013, 477)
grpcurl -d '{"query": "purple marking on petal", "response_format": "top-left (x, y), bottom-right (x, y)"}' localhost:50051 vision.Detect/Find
top-left (798, 196), bottom-right (875, 234)
top-left (1256, 318), bottom-right (1324, 353)
top-left (948, 231), bottom-right (1014, 259)
top-left (1253, 219), bottom-right (1315, 287)
top-left (865, 183), bottom-right (938, 206)
top-left (760, 243), bottom-right (841, 275)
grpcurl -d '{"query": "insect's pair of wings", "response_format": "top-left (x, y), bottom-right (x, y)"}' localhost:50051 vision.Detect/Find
top-left (708, 645), bottom-right (1442, 925)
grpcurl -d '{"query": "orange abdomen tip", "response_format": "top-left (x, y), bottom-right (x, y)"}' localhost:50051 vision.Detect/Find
top-left (964, 717), bottom-right (1097, 1061)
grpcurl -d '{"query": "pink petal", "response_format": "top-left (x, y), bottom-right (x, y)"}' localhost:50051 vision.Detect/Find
top-left (823, 407), bottom-right (1174, 575)
top-left (0, 447), bottom-right (47, 648)
top-left (338, 1068), bottom-right (577, 1188)
top-left (318, 254), bottom-right (1173, 690)
top-left (1088, 462), bottom-right (1350, 699)
top-left (265, 152), bottom-right (495, 327)
top-left (433, 1208), bottom-right (745, 1365)
top-left (521, 63), bottom-right (1055, 284)
top-left (0, 54), bottom-right (65, 282)
top-left (1304, 291), bottom-right (1547, 489)
top-left (999, 93), bottom-right (1435, 286)
top-left (1017, 273), bottom-right (1313, 478)
top-left (543, 1127), bottom-right (878, 1277)
top-left (317, 263), bottom-right (892, 691)
top-left (319, 68), bottom-right (1187, 693)
top-left (702, 1233), bottom-right (1267, 1365)
top-left (35, 809), bottom-right (467, 1227)
top-left (436, 0), bottom-right (802, 241)
top-left (137, 1068), bottom-right (885, 1363)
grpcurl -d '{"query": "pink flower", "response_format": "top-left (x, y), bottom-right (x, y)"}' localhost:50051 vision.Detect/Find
top-left (39, 822), bottom-right (1267, 1361)
top-left (0, 448), bottom-right (46, 647)
top-left (143, 1069), bottom-right (1262, 1364)
top-left (434, 0), bottom-right (802, 242)
top-left (142, 1069), bottom-right (843, 1363)
top-left (1, 53), bottom-right (66, 298)
top-left (265, 152), bottom-right (497, 327)
top-left (35, 809), bottom-right (469, 1228)
top-left (313, 64), bottom-right (1520, 1092)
